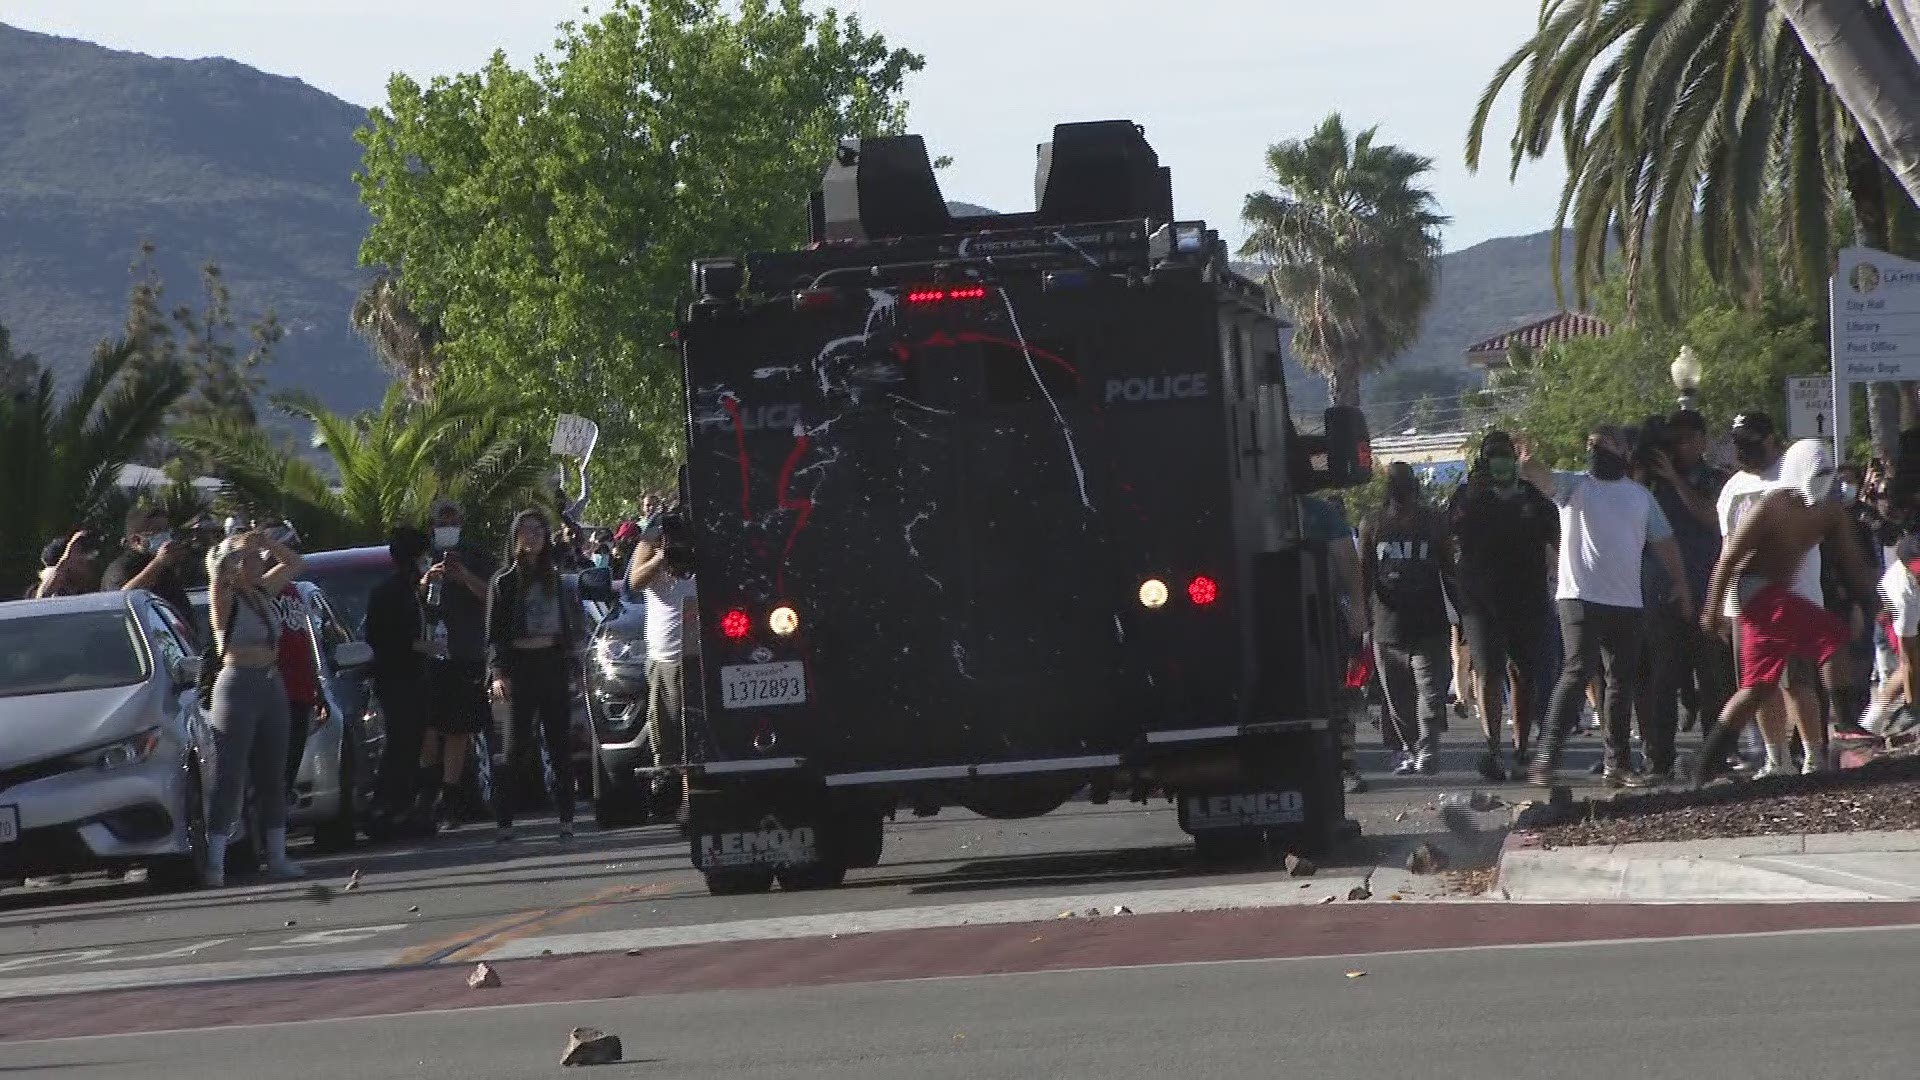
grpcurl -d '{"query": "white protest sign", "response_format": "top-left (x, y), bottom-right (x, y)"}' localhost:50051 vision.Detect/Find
top-left (550, 414), bottom-right (599, 460)
top-left (1786, 376), bottom-right (1833, 441)
top-left (1830, 246), bottom-right (1920, 459)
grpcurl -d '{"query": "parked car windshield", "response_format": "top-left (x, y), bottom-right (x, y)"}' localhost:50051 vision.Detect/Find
top-left (0, 611), bottom-right (150, 698)
top-left (302, 563), bottom-right (388, 637)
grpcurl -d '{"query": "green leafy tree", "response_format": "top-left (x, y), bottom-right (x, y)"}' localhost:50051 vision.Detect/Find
top-left (1509, 272), bottom-right (1830, 467)
top-left (353, 0), bottom-right (924, 513)
top-left (1240, 114), bottom-right (1448, 407)
top-left (173, 382), bottom-right (555, 551)
top-left (0, 330), bottom-right (191, 592)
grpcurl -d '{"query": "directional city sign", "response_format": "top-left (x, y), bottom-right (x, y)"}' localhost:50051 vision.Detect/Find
top-left (1828, 246), bottom-right (1920, 458)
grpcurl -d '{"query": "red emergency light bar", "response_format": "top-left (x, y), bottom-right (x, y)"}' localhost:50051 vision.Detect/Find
top-left (904, 285), bottom-right (989, 305)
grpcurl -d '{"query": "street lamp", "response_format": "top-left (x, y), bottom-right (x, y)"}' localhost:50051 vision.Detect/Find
top-left (1670, 345), bottom-right (1702, 411)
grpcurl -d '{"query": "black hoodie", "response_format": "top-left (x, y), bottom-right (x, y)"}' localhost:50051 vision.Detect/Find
top-left (485, 508), bottom-right (581, 671)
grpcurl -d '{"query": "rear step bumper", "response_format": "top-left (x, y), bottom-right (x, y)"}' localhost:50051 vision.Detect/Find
top-left (683, 717), bottom-right (1336, 786)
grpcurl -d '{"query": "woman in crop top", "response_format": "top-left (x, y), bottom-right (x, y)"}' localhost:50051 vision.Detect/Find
top-left (204, 531), bottom-right (306, 886)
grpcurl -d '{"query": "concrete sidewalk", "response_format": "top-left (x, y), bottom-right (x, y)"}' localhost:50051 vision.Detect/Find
top-left (1497, 830), bottom-right (1920, 902)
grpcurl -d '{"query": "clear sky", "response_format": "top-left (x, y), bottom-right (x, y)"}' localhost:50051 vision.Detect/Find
top-left (6, 0), bottom-right (1568, 252)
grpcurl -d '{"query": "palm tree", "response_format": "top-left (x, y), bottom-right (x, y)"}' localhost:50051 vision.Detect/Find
top-left (350, 272), bottom-right (441, 403)
top-left (0, 335), bottom-right (190, 590)
top-left (1466, 0), bottom-right (1918, 322)
top-left (1773, 0), bottom-right (1920, 209)
top-left (172, 384), bottom-right (554, 551)
top-left (1240, 114), bottom-right (1448, 408)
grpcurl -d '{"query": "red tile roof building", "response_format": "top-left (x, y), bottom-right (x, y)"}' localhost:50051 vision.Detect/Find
top-left (1465, 311), bottom-right (1612, 369)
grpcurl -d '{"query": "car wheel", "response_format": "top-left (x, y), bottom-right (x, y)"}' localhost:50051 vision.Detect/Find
top-left (310, 737), bottom-right (358, 853)
top-left (149, 758), bottom-right (210, 892)
top-left (590, 748), bottom-right (646, 829)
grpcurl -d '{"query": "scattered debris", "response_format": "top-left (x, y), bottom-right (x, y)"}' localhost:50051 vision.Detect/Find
top-left (305, 883), bottom-right (334, 903)
top-left (1285, 854), bottom-right (1317, 877)
top-left (1317, 895), bottom-right (1335, 905)
top-left (1406, 842), bottom-right (1450, 874)
top-left (1394, 811), bottom-right (1408, 822)
top-left (561, 1027), bottom-right (623, 1067)
top-left (343, 869), bottom-right (363, 892)
top-left (1344, 970), bottom-right (1367, 979)
top-left (1056, 910), bottom-right (1077, 919)
top-left (1470, 791), bottom-right (1503, 812)
top-left (1388, 894), bottom-right (1404, 901)
top-left (542, 949), bottom-right (554, 956)
top-left (1346, 886), bottom-right (1372, 901)
top-left (467, 962), bottom-right (501, 990)
top-left (624, 949), bottom-right (644, 957)
top-left (1083, 906), bottom-right (1102, 918)
top-left (1111, 905), bottom-right (1133, 916)
top-left (283, 919), bottom-right (297, 928)
top-left (407, 905), bottom-right (420, 913)
top-left (1298, 882), bottom-right (1311, 889)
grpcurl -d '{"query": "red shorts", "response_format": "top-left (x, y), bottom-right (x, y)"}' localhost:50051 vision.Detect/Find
top-left (1737, 582), bottom-right (1848, 689)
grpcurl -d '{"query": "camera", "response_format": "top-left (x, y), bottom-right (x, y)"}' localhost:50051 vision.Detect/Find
top-left (656, 505), bottom-right (698, 576)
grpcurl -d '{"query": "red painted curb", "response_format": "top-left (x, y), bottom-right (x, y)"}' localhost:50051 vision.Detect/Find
top-left (4, 901), bottom-right (1919, 1043)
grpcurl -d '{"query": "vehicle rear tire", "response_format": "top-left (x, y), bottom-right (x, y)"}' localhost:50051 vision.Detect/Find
top-left (148, 759), bottom-right (210, 892)
top-left (310, 740), bottom-right (358, 854)
top-left (704, 869), bottom-right (776, 896)
top-left (837, 813), bottom-right (885, 869)
top-left (775, 862), bottom-right (848, 891)
top-left (1192, 829), bottom-right (1269, 867)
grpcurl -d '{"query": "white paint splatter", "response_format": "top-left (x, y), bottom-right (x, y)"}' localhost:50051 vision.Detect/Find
top-left (951, 641), bottom-right (975, 679)
top-left (905, 510), bottom-right (931, 557)
top-left (1051, 230), bottom-right (1102, 269)
top-left (753, 364), bottom-right (803, 380)
top-left (1112, 614), bottom-right (1126, 643)
top-left (997, 289), bottom-right (1091, 510)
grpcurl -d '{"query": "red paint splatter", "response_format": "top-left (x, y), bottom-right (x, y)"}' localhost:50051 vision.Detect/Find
top-left (720, 396), bottom-right (751, 523)
top-left (773, 434), bottom-right (814, 594)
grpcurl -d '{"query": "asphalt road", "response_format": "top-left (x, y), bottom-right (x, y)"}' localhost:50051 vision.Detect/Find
top-left (6, 922), bottom-right (1916, 1079)
top-left (0, 724), bottom-right (1631, 997)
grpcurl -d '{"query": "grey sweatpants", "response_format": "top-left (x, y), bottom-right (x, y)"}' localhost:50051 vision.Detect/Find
top-left (209, 664), bottom-right (291, 834)
top-left (644, 658), bottom-right (686, 769)
top-left (1375, 633), bottom-right (1452, 759)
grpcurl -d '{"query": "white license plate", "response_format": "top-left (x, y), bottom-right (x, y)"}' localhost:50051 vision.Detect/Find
top-left (0, 805), bottom-right (17, 845)
top-left (720, 662), bottom-right (807, 710)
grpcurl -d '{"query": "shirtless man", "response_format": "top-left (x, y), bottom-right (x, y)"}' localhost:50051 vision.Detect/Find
top-left (1696, 440), bottom-right (1880, 784)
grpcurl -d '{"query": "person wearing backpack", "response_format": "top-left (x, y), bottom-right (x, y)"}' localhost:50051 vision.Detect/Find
top-left (1359, 463), bottom-right (1457, 775)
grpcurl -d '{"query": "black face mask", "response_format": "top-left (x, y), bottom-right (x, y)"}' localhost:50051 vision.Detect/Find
top-left (1588, 445), bottom-right (1628, 481)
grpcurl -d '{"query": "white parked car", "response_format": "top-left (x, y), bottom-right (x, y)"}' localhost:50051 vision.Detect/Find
top-left (0, 591), bottom-right (224, 891)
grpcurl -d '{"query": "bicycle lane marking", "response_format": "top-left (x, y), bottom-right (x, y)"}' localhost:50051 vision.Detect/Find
top-left (392, 883), bottom-right (668, 967)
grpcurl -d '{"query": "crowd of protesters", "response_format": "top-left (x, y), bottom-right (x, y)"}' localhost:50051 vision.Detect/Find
top-left (1344, 408), bottom-right (1918, 790)
top-left (15, 481), bottom-right (694, 884)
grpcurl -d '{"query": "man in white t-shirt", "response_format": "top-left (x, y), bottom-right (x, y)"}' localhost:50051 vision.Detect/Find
top-left (626, 515), bottom-right (698, 812)
top-left (1528, 426), bottom-right (1692, 787)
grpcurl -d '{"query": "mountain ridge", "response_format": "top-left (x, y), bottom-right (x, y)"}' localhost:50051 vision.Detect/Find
top-left (0, 22), bottom-right (1583, 427)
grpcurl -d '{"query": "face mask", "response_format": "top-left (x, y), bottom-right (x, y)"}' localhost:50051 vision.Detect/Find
top-left (1486, 458), bottom-right (1519, 487)
top-left (1587, 445), bottom-right (1628, 481)
top-left (144, 531), bottom-right (172, 554)
top-left (434, 526), bottom-right (460, 549)
top-left (592, 553), bottom-right (611, 570)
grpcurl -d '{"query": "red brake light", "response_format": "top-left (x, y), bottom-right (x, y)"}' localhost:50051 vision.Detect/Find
top-left (720, 609), bottom-right (752, 639)
top-left (1187, 575), bottom-right (1219, 606)
top-left (904, 285), bottom-right (989, 305)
